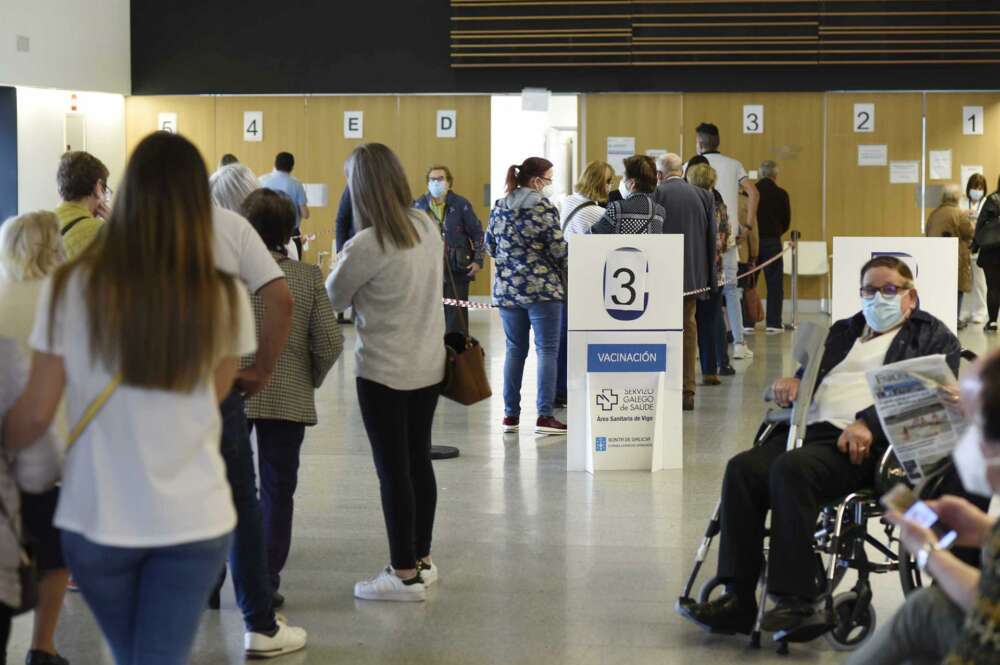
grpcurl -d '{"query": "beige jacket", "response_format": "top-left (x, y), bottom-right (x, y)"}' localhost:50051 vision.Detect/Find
top-left (926, 203), bottom-right (974, 293)
top-left (737, 193), bottom-right (759, 263)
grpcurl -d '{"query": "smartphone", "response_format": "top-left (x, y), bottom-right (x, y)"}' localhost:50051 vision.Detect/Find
top-left (881, 484), bottom-right (957, 549)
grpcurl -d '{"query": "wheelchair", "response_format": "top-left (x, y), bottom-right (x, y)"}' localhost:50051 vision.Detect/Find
top-left (675, 322), bottom-right (972, 654)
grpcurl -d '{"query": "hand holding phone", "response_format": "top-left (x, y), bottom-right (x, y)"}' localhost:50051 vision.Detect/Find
top-left (882, 484), bottom-right (958, 550)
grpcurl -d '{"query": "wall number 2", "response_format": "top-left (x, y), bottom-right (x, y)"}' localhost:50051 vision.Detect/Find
top-left (243, 111), bottom-right (263, 142)
top-left (964, 106), bottom-right (984, 136)
top-left (853, 103), bottom-right (875, 133)
top-left (743, 104), bottom-right (764, 134)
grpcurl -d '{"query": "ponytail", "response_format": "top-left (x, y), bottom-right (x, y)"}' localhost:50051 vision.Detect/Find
top-left (504, 157), bottom-right (554, 195)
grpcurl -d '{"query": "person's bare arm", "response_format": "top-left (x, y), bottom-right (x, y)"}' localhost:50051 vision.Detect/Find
top-left (741, 178), bottom-right (760, 227)
top-left (300, 204), bottom-right (311, 221)
top-left (3, 352), bottom-right (65, 451)
top-left (237, 278), bottom-right (293, 397)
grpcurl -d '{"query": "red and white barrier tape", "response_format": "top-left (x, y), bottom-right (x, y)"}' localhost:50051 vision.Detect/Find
top-left (442, 244), bottom-right (793, 310)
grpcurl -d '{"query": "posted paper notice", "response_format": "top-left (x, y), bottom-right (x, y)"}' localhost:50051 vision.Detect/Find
top-left (608, 137), bottom-right (636, 176)
top-left (890, 161), bottom-right (919, 184)
top-left (929, 150), bottom-right (952, 181)
top-left (858, 144), bottom-right (888, 167)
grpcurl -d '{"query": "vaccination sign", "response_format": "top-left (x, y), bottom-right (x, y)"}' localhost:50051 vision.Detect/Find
top-left (566, 236), bottom-right (683, 473)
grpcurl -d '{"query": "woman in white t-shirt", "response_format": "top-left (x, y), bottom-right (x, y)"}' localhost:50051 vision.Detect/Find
top-left (3, 132), bottom-right (256, 665)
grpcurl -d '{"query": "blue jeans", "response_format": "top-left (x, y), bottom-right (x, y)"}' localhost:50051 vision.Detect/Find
top-left (695, 293), bottom-right (720, 376)
top-left (219, 390), bottom-right (276, 632)
top-left (722, 248), bottom-right (745, 345)
top-left (556, 302), bottom-right (568, 402)
top-left (499, 301), bottom-right (563, 418)
top-left (62, 530), bottom-right (231, 665)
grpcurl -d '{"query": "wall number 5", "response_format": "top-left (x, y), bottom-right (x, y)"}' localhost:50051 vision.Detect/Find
top-left (743, 104), bottom-right (764, 134)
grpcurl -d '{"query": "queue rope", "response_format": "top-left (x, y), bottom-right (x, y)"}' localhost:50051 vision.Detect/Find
top-left (442, 244), bottom-right (793, 310)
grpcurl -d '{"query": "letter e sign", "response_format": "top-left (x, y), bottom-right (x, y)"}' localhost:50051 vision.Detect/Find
top-left (344, 111), bottom-right (364, 139)
top-left (437, 110), bottom-right (457, 138)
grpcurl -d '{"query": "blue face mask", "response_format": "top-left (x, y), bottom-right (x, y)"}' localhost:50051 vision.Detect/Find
top-left (862, 292), bottom-right (905, 332)
top-left (428, 180), bottom-right (448, 199)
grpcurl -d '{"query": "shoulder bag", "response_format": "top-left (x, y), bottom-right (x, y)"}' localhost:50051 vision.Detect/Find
top-left (440, 261), bottom-right (492, 406)
top-left (973, 194), bottom-right (1000, 252)
top-left (561, 200), bottom-right (598, 232)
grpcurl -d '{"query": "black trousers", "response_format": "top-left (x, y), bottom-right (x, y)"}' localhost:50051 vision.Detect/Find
top-left (717, 423), bottom-right (876, 599)
top-left (0, 603), bottom-right (10, 665)
top-left (443, 275), bottom-right (470, 335)
top-left (356, 377), bottom-right (440, 570)
top-left (759, 236), bottom-right (785, 328)
top-left (983, 263), bottom-right (1000, 323)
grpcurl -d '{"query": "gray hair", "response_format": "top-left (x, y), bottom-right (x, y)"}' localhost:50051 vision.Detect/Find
top-left (658, 153), bottom-right (684, 176)
top-left (0, 211), bottom-right (65, 281)
top-left (760, 160), bottom-right (779, 179)
top-left (209, 163), bottom-right (259, 212)
top-left (941, 184), bottom-right (961, 206)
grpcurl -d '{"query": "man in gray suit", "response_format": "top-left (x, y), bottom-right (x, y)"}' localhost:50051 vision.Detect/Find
top-left (653, 153), bottom-right (717, 410)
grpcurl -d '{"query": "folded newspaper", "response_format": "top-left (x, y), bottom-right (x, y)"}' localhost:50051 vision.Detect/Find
top-left (866, 354), bottom-right (964, 483)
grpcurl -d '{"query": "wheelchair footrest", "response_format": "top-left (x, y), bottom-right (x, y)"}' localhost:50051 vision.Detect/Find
top-left (772, 611), bottom-right (836, 644)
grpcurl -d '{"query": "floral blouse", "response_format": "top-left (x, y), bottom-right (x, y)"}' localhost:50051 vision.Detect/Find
top-left (485, 193), bottom-right (568, 307)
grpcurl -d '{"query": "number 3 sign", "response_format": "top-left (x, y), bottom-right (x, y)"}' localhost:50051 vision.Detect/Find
top-left (604, 248), bottom-right (649, 320)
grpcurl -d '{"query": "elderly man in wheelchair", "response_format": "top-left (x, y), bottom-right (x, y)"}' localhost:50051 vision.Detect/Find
top-left (678, 255), bottom-right (964, 638)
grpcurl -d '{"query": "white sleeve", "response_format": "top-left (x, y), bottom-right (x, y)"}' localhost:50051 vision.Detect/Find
top-left (27, 277), bottom-right (61, 356)
top-left (229, 285), bottom-right (258, 357)
top-left (737, 161), bottom-right (748, 183)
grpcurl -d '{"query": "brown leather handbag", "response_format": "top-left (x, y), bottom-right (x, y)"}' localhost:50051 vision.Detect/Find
top-left (440, 260), bottom-right (492, 405)
top-left (742, 285), bottom-right (765, 326)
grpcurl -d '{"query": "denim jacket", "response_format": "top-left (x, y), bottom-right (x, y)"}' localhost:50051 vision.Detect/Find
top-left (414, 191), bottom-right (485, 283)
top-left (485, 188), bottom-right (568, 307)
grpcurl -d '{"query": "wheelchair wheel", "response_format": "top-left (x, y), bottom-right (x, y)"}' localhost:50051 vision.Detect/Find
top-left (698, 576), bottom-right (727, 604)
top-left (823, 592), bottom-right (877, 651)
top-left (899, 548), bottom-right (925, 596)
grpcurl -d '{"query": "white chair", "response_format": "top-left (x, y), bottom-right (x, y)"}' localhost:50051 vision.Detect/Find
top-left (783, 239), bottom-right (830, 323)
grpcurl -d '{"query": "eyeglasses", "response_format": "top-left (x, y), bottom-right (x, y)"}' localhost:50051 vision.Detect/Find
top-left (103, 183), bottom-right (113, 201)
top-left (428, 176), bottom-right (447, 183)
top-left (860, 284), bottom-right (911, 300)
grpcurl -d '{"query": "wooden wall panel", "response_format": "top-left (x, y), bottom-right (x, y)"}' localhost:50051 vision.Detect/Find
top-left (825, 93), bottom-right (924, 240)
top-left (214, 97), bottom-right (309, 180)
top-left (124, 96), bottom-right (216, 165)
top-left (925, 93), bottom-right (1000, 209)
top-left (582, 94), bottom-right (683, 168)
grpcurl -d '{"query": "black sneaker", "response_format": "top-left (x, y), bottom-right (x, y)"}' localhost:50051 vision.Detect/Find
top-left (986, 322), bottom-right (998, 333)
top-left (272, 591), bottom-right (285, 610)
top-left (676, 593), bottom-right (757, 635)
top-left (26, 651), bottom-right (70, 665)
top-left (760, 596), bottom-right (817, 633)
top-left (719, 365), bottom-right (736, 376)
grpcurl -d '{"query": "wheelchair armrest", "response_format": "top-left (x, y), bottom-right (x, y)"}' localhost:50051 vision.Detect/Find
top-left (764, 408), bottom-right (793, 424)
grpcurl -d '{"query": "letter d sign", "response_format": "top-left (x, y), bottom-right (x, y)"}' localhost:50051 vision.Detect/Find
top-left (437, 110), bottom-right (456, 138)
top-left (603, 247), bottom-right (649, 321)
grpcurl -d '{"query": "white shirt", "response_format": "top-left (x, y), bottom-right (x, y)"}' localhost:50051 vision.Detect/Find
top-left (560, 193), bottom-right (606, 236)
top-left (30, 271), bottom-right (256, 547)
top-left (703, 152), bottom-right (748, 240)
top-left (808, 328), bottom-right (901, 429)
top-left (212, 206), bottom-right (284, 294)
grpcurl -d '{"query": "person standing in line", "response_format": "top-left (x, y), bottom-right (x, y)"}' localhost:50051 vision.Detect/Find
top-left (413, 165), bottom-right (485, 335)
top-left (53, 151), bottom-right (111, 259)
top-left (208, 160), bottom-right (309, 657)
top-left (963, 173), bottom-right (989, 325)
top-left (653, 154), bottom-right (717, 411)
top-left (333, 185), bottom-right (355, 324)
top-left (590, 155), bottom-right (665, 235)
top-left (736, 188), bottom-right (760, 333)
top-left (327, 143), bottom-right (445, 602)
top-left (755, 160), bottom-right (791, 332)
top-left (927, 185), bottom-right (974, 329)
top-left (240, 189), bottom-right (343, 607)
top-left (219, 153), bottom-right (239, 169)
top-left (3, 131), bottom-right (258, 665)
top-left (485, 157), bottom-right (568, 434)
top-left (0, 212), bottom-right (73, 665)
top-left (555, 160), bottom-right (613, 407)
top-left (695, 123), bottom-right (760, 354)
top-left (260, 152), bottom-right (310, 258)
top-left (972, 175), bottom-right (1000, 332)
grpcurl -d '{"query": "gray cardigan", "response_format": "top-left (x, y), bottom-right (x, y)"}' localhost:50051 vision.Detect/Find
top-left (653, 177), bottom-right (718, 297)
top-left (326, 211), bottom-right (446, 391)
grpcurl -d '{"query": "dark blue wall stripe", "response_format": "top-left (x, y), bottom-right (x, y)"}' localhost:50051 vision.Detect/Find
top-left (0, 87), bottom-right (17, 221)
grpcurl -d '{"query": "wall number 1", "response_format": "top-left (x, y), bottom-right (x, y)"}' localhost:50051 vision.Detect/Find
top-left (743, 104), bottom-right (764, 134)
top-left (854, 103), bottom-right (875, 133)
top-left (243, 111), bottom-right (263, 142)
top-left (964, 106), bottom-right (984, 136)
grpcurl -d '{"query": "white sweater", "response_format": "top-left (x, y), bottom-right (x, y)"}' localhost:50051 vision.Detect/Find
top-left (326, 211), bottom-right (446, 391)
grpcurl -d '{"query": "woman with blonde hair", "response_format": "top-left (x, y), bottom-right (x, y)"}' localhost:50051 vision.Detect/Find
top-left (0, 211), bottom-right (65, 282)
top-left (326, 143), bottom-right (445, 602)
top-left (560, 160), bottom-right (613, 236)
top-left (4, 131), bottom-right (256, 665)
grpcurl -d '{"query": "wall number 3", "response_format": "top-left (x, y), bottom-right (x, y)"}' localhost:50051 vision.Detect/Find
top-left (743, 105), bottom-right (764, 134)
top-left (243, 111), bottom-right (263, 142)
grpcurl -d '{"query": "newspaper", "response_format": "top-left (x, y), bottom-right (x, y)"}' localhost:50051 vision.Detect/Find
top-left (866, 354), bottom-right (964, 483)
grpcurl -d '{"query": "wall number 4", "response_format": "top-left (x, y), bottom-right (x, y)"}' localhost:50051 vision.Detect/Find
top-left (243, 111), bottom-right (263, 142)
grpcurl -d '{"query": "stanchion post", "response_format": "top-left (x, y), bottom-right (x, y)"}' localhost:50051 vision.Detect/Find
top-left (789, 230), bottom-right (801, 329)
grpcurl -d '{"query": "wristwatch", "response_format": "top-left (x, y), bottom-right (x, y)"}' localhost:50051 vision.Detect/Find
top-left (916, 542), bottom-right (942, 572)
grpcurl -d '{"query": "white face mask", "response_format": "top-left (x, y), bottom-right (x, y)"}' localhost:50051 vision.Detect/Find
top-left (970, 189), bottom-right (985, 202)
top-left (619, 179), bottom-right (632, 199)
top-left (540, 184), bottom-right (556, 200)
top-left (952, 424), bottom-right (1000, 497)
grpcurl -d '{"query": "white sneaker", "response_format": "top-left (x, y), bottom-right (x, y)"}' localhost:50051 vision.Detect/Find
top-left (732, 343), bottom-right (754, 360)
top-left (417, 560), bottom-right (438, 586)
top-left (743, 326), bottom-right (756, 334)
top-left (766, 326), bottom-right (784, 334)
top-left (245, 619), bottom-right (307, 659)
top-left (354, 567), bottom-right (426, 602)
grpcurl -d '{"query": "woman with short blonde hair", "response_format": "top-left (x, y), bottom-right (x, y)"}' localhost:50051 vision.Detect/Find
top-left (0, 211), bottom-right (65, 281)
top-left (561, 161), bottom-right (613, 236)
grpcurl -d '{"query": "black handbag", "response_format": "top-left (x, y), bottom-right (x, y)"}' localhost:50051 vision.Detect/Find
top-left (447, 242), bottom-right (475, 273)
top-left (974, 195), bottom-right (1000, 252)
